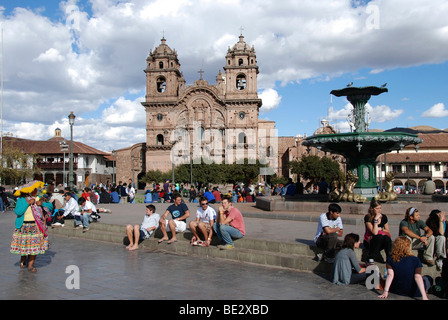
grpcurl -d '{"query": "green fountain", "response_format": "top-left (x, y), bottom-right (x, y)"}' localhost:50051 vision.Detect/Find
top-left (302, 86), bottom-right (423, 201)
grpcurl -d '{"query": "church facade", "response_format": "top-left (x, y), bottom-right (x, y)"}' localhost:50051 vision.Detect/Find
top-left (140, 34), bottom-right (278, 176)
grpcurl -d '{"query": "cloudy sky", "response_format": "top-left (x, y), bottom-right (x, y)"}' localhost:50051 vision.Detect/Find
top-left (0, 0), bottom-right (447, 152)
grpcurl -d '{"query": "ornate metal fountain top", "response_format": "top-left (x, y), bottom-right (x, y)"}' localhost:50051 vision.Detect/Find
top-left (330, 86), bottom-right (388, 133)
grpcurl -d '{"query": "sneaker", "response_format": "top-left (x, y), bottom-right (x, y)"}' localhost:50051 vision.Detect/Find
top-left (424, 259), bottom-right (435, 266)
top-left (436, 258), bottom-right (443, 271)
top-left (324, 257), bottom-right (335, 263)
top-left (74, 225), bottom-right (83, 230)
top-left (83, 227), bottom-right (90, 233)
top-left (51, 222), bottom-right (63, 227)
top-left (219, 244), bottom-right (234, 250)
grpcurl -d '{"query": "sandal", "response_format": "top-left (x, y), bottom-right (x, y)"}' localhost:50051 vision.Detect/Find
top-left (20, 262), bottom-right (27, 269)
top-left (28, 267), bottom-right (37, 273)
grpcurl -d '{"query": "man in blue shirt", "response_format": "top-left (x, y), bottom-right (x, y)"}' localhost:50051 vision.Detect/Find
top-left (158, 193), bottom-right (190, 244)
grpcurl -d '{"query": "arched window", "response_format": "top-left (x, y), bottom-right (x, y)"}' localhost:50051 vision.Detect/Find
top-left (159, 61), bottom-right (163, 69)
top-left (236, 74), bottom-right (246, 90)
top-left (156, 76), bottom-right (166, 93)
top-left (238, 132), bottom-right (247, 144)
top-left (238, 58), bottom-right (243, 66)
top-left (156, 134), bottom-right (164, 145)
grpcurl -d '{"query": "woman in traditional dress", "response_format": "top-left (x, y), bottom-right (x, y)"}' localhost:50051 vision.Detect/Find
top-left (10, 181), bottom-right (48, 272)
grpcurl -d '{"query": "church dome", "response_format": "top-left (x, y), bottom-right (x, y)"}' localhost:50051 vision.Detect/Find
top-left (152, 37), bottom-right (177, 57)
top-left (229, 34), bottom-right (254, 54)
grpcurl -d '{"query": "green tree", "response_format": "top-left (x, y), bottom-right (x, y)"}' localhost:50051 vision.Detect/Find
top-left (289, 155), bottom-right (343, 184)
top-left (143, 159), bottom-right (264, 186)
top-left (0, 141), bottom-right (40, 185)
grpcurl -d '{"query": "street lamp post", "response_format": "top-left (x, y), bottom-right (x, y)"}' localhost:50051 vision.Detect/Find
top-left (68, 112), bottom-right (76, 189)
top-left (60, 140), bottom-right (69, 187)
top-left (406, 156), bottom-right (410, 192)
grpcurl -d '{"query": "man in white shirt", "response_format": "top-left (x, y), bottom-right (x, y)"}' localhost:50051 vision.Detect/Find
top-left (314, 203), bottom-right (344, 261)
top-left (189, 196), bottom-right (216, 247)
top-left (77, 197), bottom-right (97, 232)
top-left (51, 192), bottom-right (79, 227)
top-left (125, 204), bottom-right (160, 251)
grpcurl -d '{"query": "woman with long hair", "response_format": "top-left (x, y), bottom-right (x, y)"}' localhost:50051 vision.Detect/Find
top-left (363, 199), bottom-right (392, 262)
top-left (378, 237), bottom-right (431, 300)
top-left (10, 181), bottom-right (49, 272)
top-left (332, 233), bottom-right (367, 285)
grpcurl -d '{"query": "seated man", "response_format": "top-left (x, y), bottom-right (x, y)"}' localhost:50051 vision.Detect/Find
top-left (189, 197), bottom-right (216, 247)
top-left (213, 197), bottom-right (245, 250)
top-left (51, 192), bottom-right (78, 227)
top-left (399, 207), bottom-right (435, 265)
top-left (314, 203), bottom-right (344, 262)
top-left (126, 204), bottom-right (160, 251)
top-left (76, 197), bottom-right (94, 231)
top-left (158, 193), bottom-right (190, 244)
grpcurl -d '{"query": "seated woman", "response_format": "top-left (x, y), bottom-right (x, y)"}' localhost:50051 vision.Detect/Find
top-left (378, 237), bottom-right (432, 300)
top-left (363, 199), bottom-right (392, 262)
top-left (332, 233), bottom-right (367, 285)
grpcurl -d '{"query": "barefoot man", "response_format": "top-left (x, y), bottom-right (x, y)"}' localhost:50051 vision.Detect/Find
top-left (158, 193), bottom-right (190, 244)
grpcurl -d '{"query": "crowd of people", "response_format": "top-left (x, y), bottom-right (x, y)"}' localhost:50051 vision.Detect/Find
top-left (141, 180), bottom-right (280, 205)
top-left (7, 177), bottom-right (447, 299)
top-left (314, 201), bottom-right (447, 299)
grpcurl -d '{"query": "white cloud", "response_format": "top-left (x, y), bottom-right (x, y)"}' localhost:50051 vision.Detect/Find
top-left (421, 103), bottom-right (448, 118)
top-left (1, 0), bottom-right (448, 150)
top-left (328, 103), bottom-right (403, 124)
top-left (102, 96), bottom-right (146, 126)
top-left (34, 48), bottom-right (65, 62)
top-left (366, 104), bottom-right (404, 123)
top-left (259, 89), bottom-right (282, 113)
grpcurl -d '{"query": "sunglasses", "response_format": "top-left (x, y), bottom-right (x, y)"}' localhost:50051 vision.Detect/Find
top-left (201, 202), bottom-right (208, 206)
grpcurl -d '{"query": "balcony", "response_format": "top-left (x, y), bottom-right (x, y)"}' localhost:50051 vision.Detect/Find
top-left (393, 171), bottom-right (432, 179)
top-left (36, 162), bottom-right (78, 170)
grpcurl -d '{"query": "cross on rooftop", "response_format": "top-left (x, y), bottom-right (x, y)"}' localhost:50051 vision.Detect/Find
top-left (198, 69), bottom-right (204, 80)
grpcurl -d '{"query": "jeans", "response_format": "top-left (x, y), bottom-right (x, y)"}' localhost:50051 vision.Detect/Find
top-left (74, 213), bottom-right (90, 228)
top-left (213, 223), bottom-right (243, 245)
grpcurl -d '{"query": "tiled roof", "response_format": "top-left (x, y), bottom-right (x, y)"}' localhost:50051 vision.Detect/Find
top-left (378, 132), bottom-right (448, 163)
top-left (3, 136), bottom-right (110, 156)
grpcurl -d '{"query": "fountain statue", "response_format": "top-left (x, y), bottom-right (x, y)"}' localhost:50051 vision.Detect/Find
top-left (302, 86), bottom-right (423, 201)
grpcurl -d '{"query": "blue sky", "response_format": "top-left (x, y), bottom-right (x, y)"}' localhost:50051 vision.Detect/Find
top-left (1, 0), bottom-right (447, 151)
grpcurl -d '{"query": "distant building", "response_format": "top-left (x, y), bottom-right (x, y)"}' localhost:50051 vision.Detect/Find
top-left (116, 34), bottom-right (279, 185)
top-left (3, 128), bottom-right (114, 189)
top-left (376, 129), bottom-right (448, 193)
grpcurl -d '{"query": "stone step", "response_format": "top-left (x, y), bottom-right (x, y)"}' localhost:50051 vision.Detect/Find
top-left (48, 222), bottom-right (442, 278)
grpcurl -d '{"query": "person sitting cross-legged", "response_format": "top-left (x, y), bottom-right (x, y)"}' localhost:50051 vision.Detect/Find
top-left (189, 197), bottom-right (216, 247)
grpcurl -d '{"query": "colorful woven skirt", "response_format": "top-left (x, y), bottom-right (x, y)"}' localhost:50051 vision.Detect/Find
top-left (10, 223), bottom-right (49, 256)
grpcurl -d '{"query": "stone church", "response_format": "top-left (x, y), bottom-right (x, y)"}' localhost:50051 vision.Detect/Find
top-left (114, 34), bottom-right (279, 185)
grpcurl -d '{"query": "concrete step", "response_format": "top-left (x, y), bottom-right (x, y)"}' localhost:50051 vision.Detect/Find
top-left (48, 222), bottom-right (442, 278)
